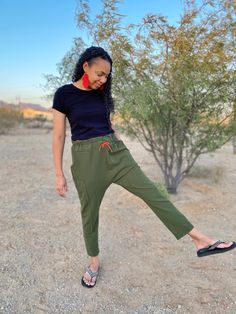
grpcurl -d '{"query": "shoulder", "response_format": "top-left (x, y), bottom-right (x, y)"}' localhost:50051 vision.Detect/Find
top-left (53, 84), bottom-right (76, 105)
top-left (54, 83), bottom-right (73, 95)
top-left (52, 85), bottom-right (74, 113)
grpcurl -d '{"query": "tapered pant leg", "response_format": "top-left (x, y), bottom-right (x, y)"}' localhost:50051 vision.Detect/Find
top-left (70, 137), bottom-right (110, 257)
top-left (70, 175), bottom-right (107, 256)
top-left (113, 164), bottom-right (194, 239)
top-left (107, 139), bottom-right (194, 239)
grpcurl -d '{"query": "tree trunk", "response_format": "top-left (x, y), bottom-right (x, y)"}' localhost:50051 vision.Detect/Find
top-left (166, 185), bottom-right (178, 194)
top-left (233, 138), bottom-right (236, 154)
top-left (234, 102), bottom-right (236, 154)
top-left (164, 175), bottom-right (179, 194)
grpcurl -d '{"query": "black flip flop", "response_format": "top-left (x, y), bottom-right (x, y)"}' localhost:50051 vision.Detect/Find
top-left (197, 240), bottom-right (236, 257)
top-left (81, 266), bottom-right (99, 288)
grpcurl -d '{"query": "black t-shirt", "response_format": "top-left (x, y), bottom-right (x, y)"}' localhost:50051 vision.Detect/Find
top-left (52, 83), bottom-right (114, 141)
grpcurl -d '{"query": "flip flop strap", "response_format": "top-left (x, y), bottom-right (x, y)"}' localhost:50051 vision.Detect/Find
top-left (208, 240), bottom-right (225, 250)
top-left (86, 266), bottom-right (99, 278)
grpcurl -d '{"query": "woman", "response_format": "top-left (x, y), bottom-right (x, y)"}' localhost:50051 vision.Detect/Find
top-left (52, 46), bottom-right (235, 288)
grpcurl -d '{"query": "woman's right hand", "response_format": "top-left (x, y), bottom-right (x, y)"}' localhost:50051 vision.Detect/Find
top-left (55, 175), bottom-right (68, 197)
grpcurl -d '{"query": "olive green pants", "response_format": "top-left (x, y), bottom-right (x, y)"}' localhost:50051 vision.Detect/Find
top-left (71, 133), bottom-right (194, 256)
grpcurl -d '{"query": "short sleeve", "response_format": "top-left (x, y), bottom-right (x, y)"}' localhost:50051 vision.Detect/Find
top-left (52, 87), bottom-right (66, 114)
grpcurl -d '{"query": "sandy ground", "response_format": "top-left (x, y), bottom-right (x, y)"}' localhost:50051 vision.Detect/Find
top-left (0, 126), bottom-right (236, 314)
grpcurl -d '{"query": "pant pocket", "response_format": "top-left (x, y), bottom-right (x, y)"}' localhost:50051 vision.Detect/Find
top-left (110, 140), bottom-right (128, 153)
top-left (71, 168), bottom-right (92, 234)
top-left (71, 165), bottom-right (89, 205)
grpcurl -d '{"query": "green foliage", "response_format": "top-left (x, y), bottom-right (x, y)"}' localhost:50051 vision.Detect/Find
top-left (154, 182), bottom-right (170, 199)
top-left (0, 108), bottom-right (24, 134)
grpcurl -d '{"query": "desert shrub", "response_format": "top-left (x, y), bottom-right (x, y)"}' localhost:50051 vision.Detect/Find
top-left (188, 165), bottom-right (225, 183)
top-left (0, 108), bottom-right (24, 134)
top-left (24, 114), bottom-right (48, 129)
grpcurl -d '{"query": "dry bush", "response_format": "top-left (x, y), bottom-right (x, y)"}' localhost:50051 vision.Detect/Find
top-left (24, 115), bottom-right (52, 130)
top-left (188, 165), bottom-right (225, 183)
top-left (0, 108), bottom-right (24, 134)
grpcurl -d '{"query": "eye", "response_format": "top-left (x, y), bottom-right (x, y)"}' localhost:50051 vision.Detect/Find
top-left (96, 72), bottom-right (108, 79)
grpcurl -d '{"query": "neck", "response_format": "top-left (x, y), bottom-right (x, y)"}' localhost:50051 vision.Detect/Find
top-left (74, 80), bottom-right (92, 91)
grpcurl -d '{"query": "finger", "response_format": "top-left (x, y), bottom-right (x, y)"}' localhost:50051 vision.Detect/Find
top-left (61, 187), bottom-right (67, 196)
top-left (57, 188), bottom-right (65, 196)
top-left (59, 191), bottom-right (65, 197)
top-left (63, 185), bottom-right (67, 193)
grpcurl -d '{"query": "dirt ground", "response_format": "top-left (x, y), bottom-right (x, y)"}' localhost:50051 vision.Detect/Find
top-left (0, 126), bottom-right (235, 314)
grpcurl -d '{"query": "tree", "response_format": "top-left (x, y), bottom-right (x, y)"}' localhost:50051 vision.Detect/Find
top-left (44, 0), bottom-right (236, 193)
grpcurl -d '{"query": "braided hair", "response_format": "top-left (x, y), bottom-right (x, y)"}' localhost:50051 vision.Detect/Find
top-left (72, 46), bottom-right (114, 127)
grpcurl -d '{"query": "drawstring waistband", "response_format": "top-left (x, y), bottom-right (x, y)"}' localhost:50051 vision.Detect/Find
top-left (72, 132), bottom-right (116, 145)
top-left (99, 141), bottom-right (113, 152)
top-left (71, 133), bottom-right (119, 153)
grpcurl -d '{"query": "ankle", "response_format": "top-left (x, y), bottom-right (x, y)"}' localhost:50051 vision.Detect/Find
top-left (90, 256), bottom-right (99, 267)
top-left (188, 228), bottom-right (208, 241)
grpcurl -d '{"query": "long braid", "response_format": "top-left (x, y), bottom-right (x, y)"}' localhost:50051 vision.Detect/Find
top-left (72, 46), bottom-right (114, 127)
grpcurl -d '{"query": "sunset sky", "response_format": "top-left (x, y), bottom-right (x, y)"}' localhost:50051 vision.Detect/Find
top-left (0, 0), bottom-right (187, 108)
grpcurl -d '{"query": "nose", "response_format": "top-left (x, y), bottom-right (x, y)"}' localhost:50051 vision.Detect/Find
top-left (100, 76), bottom-right (107, 84)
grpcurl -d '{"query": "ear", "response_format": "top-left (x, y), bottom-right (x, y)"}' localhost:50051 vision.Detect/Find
top-left (83, 61), bottom-right (89, 73)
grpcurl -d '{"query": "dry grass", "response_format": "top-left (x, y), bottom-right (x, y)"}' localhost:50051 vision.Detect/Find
top-left (188, 164), bottom-right (225, 183)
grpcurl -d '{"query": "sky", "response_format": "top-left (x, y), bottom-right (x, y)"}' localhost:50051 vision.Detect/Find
top-left (0, 0), bottom-right (186, 108)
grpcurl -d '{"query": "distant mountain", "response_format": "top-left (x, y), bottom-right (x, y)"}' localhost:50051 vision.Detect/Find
top-left (18, 102), bottom-right (49, 112)
top-left (0, 100), bottom-right (17, 110)
top-left (0, 100), bottom-right (52, 120)
top-left (0, 100), bottom-right (49, 112)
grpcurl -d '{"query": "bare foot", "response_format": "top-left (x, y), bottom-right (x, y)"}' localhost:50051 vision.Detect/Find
top-left (188, 228), bottom-right (233, 251)
top-left (82, 256), bottom-right (99, 287)
top-left (195, 236), bottom-right (233, 251)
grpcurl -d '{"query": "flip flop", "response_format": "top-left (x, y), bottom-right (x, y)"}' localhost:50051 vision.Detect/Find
top-left (197, 240), bottom-right (236, 257)
top-left (81, 266), bottom-right (99, 288)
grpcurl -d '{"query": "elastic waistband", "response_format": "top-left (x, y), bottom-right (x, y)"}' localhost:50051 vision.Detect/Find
top-left (71, 132), bottom-right (117, 145)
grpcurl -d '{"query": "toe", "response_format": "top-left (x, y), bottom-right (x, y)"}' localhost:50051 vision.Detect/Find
top-left (83, 274), bottom-right (91, 285)
top-left (216, 241), bottom-right (233, 249)
top-left (82, 265), bottom-right (99, 287)
top-left (90, 276), bottom-right (97, 286)
top-left (82, 272), bottom-right (97, 287)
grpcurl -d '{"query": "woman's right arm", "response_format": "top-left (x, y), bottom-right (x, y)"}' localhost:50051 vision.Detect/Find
top-left (52, 109), bottom-right (68, 197)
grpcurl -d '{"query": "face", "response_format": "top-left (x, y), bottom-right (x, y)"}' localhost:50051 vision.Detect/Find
top-left (83, 57), bottom-right (111, 89)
